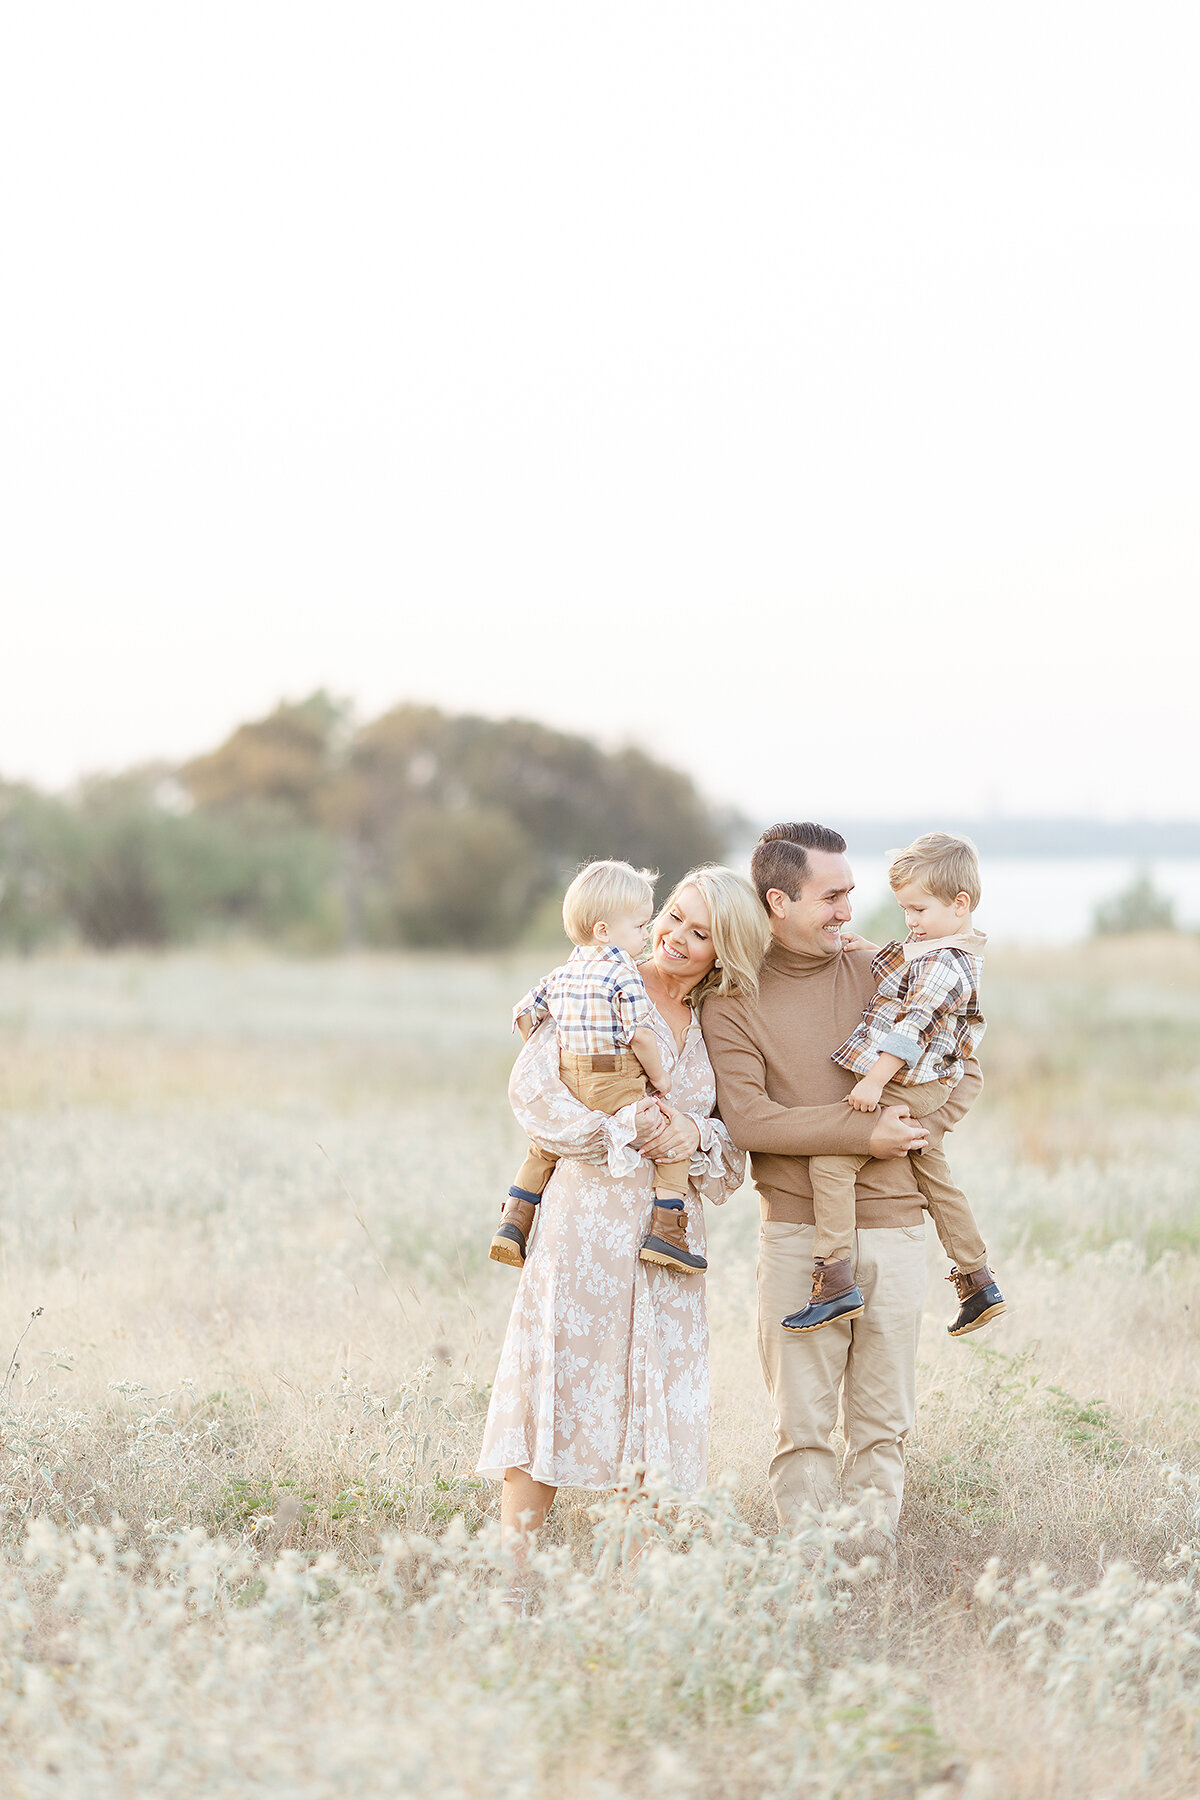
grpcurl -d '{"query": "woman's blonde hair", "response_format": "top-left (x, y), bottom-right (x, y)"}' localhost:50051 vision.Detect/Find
top-left (657, 865), bottom-right (771, 1009)
top-left (561, 859), bottom-right (658, 946)
top-left (888, 832), bottom-right (981, 908)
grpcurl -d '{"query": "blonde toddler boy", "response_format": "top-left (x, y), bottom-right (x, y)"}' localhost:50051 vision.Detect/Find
top-left (489, 859), bottom-right (705, 1276)
top-left (781, 833), bottom-right (1006, 1340)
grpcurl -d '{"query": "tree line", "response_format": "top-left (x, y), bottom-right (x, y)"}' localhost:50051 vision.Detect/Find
top-left (0, 696), bottom-right (728, 952)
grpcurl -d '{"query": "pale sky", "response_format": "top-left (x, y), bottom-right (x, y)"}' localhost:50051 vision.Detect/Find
top-left (2, 2), bottom-right (1197, 822)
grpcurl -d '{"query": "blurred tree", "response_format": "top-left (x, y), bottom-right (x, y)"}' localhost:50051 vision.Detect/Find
top-left (1092, 870), bottom-right (1178, 936)
top-left (60, 772), bottom-right (339, 949)
top-left (589, 746), bottom-right (725, 889)
top-left (180, 692), bottom-right (349, 822)
top-left (62, 773), bottom-right (194, 946)
top-left (329, 705), bottom-right (725, 946)
top-left (383, 805), bottom-right (539, 948)
top-left (0, 784), bottom-right (72, 952)
top-left (2, 698), bottom-right (726, 954)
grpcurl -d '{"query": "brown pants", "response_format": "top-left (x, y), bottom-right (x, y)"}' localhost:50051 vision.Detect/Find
top-left (809, 1078), bottom-right (988, 1271)
top-left (512, 1049), bottom-right (690, 1203)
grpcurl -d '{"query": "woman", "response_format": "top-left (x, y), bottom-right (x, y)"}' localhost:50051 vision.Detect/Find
top-left (476, 864), bottom-right (770, 1538)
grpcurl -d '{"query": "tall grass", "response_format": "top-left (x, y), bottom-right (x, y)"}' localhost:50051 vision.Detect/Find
top-left (0, 942), bottom-right (1198, 1796)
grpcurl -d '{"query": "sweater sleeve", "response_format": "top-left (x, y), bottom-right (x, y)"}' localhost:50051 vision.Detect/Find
top-left (701, 1002), bottom-right (877, 1158)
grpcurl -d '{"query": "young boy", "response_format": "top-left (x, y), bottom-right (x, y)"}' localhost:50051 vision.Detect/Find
top-left (489, 859), bottom-right (705, 1276)
top-left (781, 832), bottom-right (1006, 1340)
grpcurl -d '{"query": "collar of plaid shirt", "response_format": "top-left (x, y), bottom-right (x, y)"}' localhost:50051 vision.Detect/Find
top-left (568, 944), bottom-right (636, 967)
top-left (901, 928), bottom-right (988, 965)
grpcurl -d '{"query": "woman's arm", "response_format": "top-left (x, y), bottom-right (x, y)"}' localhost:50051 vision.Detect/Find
top-left (508, 1021), bottom-right (654, 1177)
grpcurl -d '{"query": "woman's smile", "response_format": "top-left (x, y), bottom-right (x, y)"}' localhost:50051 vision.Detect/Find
top-left (649, 887), bottom-right (715, 976)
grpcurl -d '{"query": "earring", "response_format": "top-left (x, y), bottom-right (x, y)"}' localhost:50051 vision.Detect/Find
top-left (713, 960), bottom-right (722, 970)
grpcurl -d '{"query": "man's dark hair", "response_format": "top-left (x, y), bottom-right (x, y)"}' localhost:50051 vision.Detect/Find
top-left (750, 822), bottom-right (847, 908)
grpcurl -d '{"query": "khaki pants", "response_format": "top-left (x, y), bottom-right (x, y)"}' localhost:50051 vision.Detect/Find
top-left (757, 1220), bottom-right (927, 1533)
top-left (512, 1050), bottom-right (690, 1203)
top-left (809, 1079), bottom-right (988, 1271)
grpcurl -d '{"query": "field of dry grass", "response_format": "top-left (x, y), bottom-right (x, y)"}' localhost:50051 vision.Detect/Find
top-left (1, 938), bottom-right (1199, 1797)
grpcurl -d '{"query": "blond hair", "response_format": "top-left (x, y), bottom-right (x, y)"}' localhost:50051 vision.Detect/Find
top-left (561, 859), bottom-right (658, 946)
top-left (888, 832), bottom-right (982, 908)
top-left (657, 865), bottom-right (771, 1010)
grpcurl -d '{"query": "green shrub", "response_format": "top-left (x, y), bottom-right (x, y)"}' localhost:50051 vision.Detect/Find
top-left (1092, 870), bottom-right (1177, 935)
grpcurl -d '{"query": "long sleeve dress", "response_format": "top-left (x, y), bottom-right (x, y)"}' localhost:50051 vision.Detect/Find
top-left (476, 1005), bottom-right (745, 1494)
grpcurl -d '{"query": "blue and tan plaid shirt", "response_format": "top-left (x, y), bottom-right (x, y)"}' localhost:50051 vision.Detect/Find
top-left (514, 945), bottom-right (655, 1055)
top-left (833, 931), bottom-right (986, 1087)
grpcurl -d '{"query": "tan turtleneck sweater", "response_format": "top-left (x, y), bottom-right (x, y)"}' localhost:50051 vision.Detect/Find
top-left (701, 939), bottom-right (983, 1228)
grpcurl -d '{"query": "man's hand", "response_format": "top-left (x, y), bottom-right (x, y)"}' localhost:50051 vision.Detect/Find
top-left (846, 1076), bottom-right (884, 1113)
top-left (867, 1103), bottom-right (929, 1159)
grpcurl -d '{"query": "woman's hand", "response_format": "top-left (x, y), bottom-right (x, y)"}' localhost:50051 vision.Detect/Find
top-left (632, 1098), bottom-right (668, 1147)
top-left (639, 1104), bottom-right (701, 1163)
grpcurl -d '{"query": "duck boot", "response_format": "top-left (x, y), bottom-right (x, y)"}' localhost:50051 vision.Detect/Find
top-left (781, 1257), bottom-right (865, 1333)
top-left (947, 1264), bottom-right (1006, 1336)
top-left (489, 1190), bottom-right (539, 1267)
top-left (639, 1203), bottom-right (707, 1273)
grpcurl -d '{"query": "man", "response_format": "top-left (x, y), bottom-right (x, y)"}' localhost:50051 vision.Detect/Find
top-left (702, 822), bottom-right (982, 1535)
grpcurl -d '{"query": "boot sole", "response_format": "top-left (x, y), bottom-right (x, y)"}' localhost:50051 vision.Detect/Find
top-left (781, 1304), bottom-right (864, 1333)
top-left (489, 1239), bottom-right (525, 1268)
top-left (639, 1247), bottom-right (707, 1273)
top-left (948, 1300), bottom-right (1007, 1336)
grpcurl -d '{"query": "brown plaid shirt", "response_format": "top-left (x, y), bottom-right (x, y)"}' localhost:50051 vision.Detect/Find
top-left (513, 945), bottom-right (656, 1056)
top-left (833, 937), bottom-right (985, 1087)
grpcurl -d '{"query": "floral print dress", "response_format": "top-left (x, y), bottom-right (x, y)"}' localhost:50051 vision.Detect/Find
top-left (476, 1006), bottom-right (745, 1494)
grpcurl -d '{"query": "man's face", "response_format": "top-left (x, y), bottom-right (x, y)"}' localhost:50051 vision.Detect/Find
top-left (766, 849), bottom-right (854, 956)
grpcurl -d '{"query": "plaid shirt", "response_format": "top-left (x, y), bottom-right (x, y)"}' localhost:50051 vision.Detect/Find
top-left (833, 935), bottom-right (986, 1087)
top-left (514, 945), bottom-right (655, 1055)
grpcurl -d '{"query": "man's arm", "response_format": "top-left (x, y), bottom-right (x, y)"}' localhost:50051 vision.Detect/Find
top-left (702, 1004), bottom-right (927, 1159)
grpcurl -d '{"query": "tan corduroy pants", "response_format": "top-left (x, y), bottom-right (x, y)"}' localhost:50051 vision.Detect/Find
top-left (809, 1079), bottom-right (988, 1270)
top-left (757, 1220), bottom-right (927, 1534)
top-left (512, 1050), bottom-right (690, 1203)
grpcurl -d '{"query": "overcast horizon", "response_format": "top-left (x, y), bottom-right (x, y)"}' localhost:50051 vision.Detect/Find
top-left (4, 3), bottom-right (1197, 823)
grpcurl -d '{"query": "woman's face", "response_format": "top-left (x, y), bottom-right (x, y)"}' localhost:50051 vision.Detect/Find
top-left (651, 884), bottom-right (717, 981)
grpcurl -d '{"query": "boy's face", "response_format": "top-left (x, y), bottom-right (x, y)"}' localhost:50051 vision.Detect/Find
top-left (893, 880), bottom-right (972, 943)
top-left (596, 907), bottom-right (653, 959)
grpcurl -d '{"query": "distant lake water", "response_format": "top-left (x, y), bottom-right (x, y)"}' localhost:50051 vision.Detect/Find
top-left (847, 857), bottom-right (1200, 946)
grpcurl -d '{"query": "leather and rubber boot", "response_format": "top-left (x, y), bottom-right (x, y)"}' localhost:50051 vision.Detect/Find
top-left (947, 1264), bottom-right (1006, 1336)
top-left (489, 1191), bottom-right (539, 1267)
top-left (639, 1204), bottom-right (707, 1273)
top-left (781, 1257), bottom-right (865, 1333)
